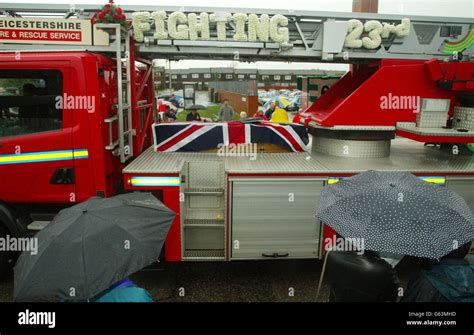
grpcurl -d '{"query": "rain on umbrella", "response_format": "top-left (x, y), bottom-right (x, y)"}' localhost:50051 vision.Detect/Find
top-left (14, 192), bottom-right (176, 301)
top-left (316, 170), bottom-right (474, 259)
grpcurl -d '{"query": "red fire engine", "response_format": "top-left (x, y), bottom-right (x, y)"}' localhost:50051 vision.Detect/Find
top-left (0, 4), bottom-right (473, 275)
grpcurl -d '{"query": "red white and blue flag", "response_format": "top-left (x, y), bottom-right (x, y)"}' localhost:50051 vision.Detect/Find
top-left (153, 121), bottom-right (309, 152)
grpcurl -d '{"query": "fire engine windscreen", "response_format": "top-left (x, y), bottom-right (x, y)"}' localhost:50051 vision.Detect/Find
top-left (0, 70), bottom-right (63, 138)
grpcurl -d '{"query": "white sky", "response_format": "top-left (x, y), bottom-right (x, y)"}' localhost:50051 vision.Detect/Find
top-left (3, 0), bottom-right (474, 71)
top-left (6, 0), bottom-right (474, 16)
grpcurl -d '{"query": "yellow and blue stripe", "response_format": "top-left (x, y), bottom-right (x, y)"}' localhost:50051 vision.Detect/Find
top-left (129, 176), bottom-right (181, 187)
top-left (327, 175), bottom-right (445, 185)
top-left (418, 176), bottom-right (446, 185)
top-left (327, 177), bottom-right (343, 185)
top-left (0, 149), bottom-right (88, 165)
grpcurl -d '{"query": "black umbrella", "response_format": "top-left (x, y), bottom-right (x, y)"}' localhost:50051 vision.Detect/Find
top-left (14, 192), bottom-right (175, 301)
top-left (316, 170), bottom-right (474, 259)
top-left (186, 104), bottom-right (205, 110)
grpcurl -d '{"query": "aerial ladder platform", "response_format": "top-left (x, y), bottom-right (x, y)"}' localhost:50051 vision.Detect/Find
top-left (1, 4), bottom-right (474, 157)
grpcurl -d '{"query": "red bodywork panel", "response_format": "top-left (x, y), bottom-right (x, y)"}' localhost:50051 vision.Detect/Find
top-left (0, 51), bottom-right (154, 205)
top-left (124, 174), bottom-right (182, 261)
top-left (300, 60), bottom-right (474, 133)
top-left (396, 129), bottom-right (474, 143)
top-left (0, 52), bottom-right (115, 204)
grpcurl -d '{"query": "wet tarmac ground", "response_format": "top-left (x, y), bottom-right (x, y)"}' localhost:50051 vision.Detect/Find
top-left (0, 260), bottom-right (330, 302)
top-left (4, 256), bottom-right (469, 302)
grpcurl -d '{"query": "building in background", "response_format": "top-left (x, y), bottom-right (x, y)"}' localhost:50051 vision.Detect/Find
top-left (153, 67), bottom-right (345, 91)
top-left (297, 75), bottom-right (342, 109)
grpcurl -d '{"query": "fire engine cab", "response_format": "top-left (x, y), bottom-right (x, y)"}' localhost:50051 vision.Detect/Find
top-left (0, 4), bottom-right (473, 275)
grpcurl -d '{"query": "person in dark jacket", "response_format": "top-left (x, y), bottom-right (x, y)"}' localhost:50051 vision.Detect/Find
top-left (264, 101), bottom-right (276, 120)
top-left (401, 242), bottom-right (473, 302)
top-left (186, 108), bottom-right (201, 121)
top-left (164, 106), bottom-right (177, 121)
top-left (326, 250), bottom-right (400, 302)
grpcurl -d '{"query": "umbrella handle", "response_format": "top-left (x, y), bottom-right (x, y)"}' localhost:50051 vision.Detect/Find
top-left (316, 249), bottom-right (330, 302)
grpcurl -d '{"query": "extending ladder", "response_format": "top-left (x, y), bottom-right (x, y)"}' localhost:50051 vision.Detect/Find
top-left (100, 23), bottom-right (134, 163)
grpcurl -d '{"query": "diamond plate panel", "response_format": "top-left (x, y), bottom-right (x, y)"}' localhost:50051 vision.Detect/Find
top-left (311, 137), bottom-right (391, 158)
top-left (124, 138), bottom-right (474, 176)
top-left (188, 161), bottom-right (224, 189)
top-left (454, 107), bottom-right (474, 131)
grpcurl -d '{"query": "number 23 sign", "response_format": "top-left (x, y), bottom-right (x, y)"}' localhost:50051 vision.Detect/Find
top-left (344, 18), bottom-right (410, 49)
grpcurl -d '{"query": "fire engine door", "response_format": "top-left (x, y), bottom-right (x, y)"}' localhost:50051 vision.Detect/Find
top-left (0, 63), bottom-right (75, 204)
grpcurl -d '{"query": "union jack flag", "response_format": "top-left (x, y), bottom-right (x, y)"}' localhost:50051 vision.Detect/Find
top-left (153, 121), bottom-right (309, 152)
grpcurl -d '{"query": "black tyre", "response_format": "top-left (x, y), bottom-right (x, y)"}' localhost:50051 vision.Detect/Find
top-left (0, 224), bottom-right (14, 280)
top-left (0, 202), bottom-right (19, 280)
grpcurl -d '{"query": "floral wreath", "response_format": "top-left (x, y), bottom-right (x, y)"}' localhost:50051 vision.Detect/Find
top-left (91, 0), bottom-right (128, 29)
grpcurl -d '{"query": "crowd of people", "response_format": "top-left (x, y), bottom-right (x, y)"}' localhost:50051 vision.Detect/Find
top-left (157, 94), bottom-right (293, 123)
top-left (326, 241), bottom-right (473, 302)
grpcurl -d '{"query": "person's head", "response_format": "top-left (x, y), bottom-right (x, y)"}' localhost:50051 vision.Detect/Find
top-left (190, 109), bottom-right (197, 115)
top-left (223, 99), bottom-right (229, 106)
top-left (22, 83), bottom-right (35, 96)
top-left (257, 107), bottom-right (264, 115)
top-left (269, 101), bottom-right (276, 109)
top-left (240, 111), bottom-right (247, 119)
top-left (170, 94), bottom-right (175, 98)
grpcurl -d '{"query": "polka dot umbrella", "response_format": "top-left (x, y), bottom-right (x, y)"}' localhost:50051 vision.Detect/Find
top-left (316, 170), bottom-right (474, 259)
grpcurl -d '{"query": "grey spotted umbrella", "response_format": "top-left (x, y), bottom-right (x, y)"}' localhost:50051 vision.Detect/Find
top-left (316, 170), bottom-right (474, 259)
top-left (14, 192), bottom-right (175, 301)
